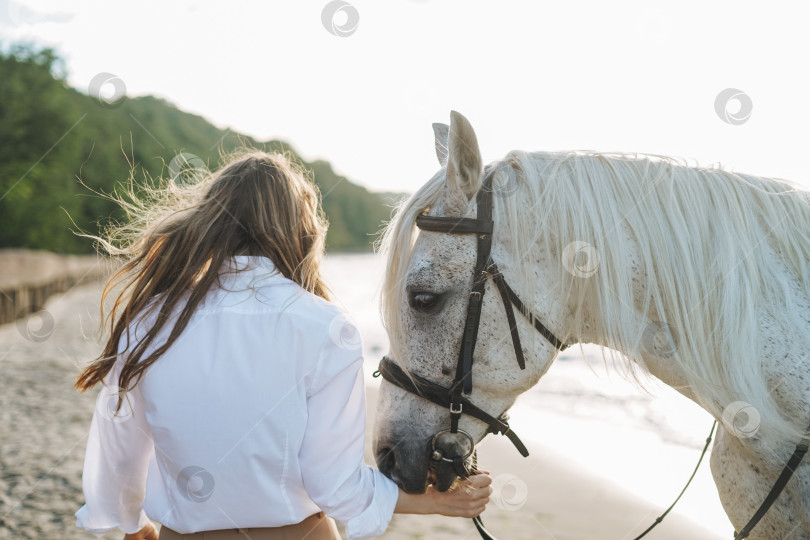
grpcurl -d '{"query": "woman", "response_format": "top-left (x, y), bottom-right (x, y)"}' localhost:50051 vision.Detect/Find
top-left (73, 150), bottom-right (491, 540)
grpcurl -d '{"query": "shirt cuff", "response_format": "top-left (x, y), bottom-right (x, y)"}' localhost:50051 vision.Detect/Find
top-left (344, 469), bottom-right (399, 539)
top-left (75, 504), bottom-right (151, 536)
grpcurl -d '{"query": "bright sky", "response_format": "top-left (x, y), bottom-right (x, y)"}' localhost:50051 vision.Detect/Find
top-left (2, 0), bottom-right (809, 194)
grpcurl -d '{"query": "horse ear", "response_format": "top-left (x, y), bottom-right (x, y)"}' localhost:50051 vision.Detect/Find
top-left (432, 122), bottom-right (449, 165)
top-left (443, 111), bottom-right (483, 213)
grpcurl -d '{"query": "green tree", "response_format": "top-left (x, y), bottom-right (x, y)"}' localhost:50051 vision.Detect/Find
top-left (0, 43), bottom-right (396, 253)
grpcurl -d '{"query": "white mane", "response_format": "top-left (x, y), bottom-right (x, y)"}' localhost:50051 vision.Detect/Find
top-left (380, 150), bottom-right (810, 443)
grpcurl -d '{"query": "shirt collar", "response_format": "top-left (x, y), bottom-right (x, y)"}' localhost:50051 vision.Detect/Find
top-left (227, 255), bottom-right (278, 271)
top-left (218, 255), bottom-right (282, 286)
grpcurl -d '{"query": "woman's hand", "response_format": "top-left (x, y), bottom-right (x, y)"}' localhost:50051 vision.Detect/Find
top-left (395, 472), bottom-right (493, 518)
top-left (428, 472), bottom-right (492, 518)
top-left (123, 521), bottom-right (158, 540)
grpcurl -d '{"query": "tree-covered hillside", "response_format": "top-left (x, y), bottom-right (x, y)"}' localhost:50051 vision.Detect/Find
top-left (0, 44), bottom-right (393, 253)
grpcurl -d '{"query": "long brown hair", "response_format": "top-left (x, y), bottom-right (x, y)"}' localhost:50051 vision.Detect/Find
top-left (75, 148), bottom-right (330, 403)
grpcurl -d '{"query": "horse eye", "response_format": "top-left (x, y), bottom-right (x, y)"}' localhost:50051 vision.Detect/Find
top-left (408, 291), bottom-right (442, 313)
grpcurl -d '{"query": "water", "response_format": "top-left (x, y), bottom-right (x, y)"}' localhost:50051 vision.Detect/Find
top-left (322, 251), bottom-right (734, 537)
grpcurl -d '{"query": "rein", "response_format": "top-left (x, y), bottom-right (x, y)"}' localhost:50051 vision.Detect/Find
top-left (378, 165), bottom-right (810, 539)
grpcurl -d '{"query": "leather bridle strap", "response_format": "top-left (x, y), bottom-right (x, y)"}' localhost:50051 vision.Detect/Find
top-left (415, 216), bottom-right (493, 235)
top-left (497, 274), bottom-right (569, 352)
top-left (376, 356), bottom-right (530, 457)
top-left (447, 174), bottom-right (494, 433)
top-left (733, 420), bottom-right (810, 539)
top-left (487, 263), bottom-right (526, 369)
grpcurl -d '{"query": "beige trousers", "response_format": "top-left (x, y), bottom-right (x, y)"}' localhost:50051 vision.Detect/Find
top-left (158, 512), bottom-right (340, 540)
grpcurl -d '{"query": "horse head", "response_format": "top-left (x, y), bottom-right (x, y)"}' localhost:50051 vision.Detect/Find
top-left (373, 111), bottom-right (575, 493)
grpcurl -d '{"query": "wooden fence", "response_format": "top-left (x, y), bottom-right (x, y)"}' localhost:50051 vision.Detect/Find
top-left (0, 250), bottom-right (111, 326)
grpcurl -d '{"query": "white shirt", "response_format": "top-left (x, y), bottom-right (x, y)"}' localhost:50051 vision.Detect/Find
top-left (74, 255), bottom-right (399, 539)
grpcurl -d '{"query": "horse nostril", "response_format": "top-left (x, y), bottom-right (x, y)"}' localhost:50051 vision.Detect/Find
top-left (377, 446), bottom-right (397, 477)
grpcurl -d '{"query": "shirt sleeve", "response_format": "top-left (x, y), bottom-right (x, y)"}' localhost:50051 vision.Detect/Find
top-left (74, 357), bottom-right (154, 536)
top-left (298, 316), bottom-right (399, 540)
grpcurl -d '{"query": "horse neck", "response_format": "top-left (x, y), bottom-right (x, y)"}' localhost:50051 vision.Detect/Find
top-left (558, 224), bottom-right (696, 401)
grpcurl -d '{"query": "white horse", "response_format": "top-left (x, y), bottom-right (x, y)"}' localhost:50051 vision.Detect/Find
top-left (374, 111), bottom-right (810, 538)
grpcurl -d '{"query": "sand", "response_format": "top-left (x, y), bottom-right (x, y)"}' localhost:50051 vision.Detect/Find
top-left (0, 279), bottom-right (110, 539)
top-left (0, 279), bottom-right (723, 539)
top-left (363, 384), bottom-right (723, 540)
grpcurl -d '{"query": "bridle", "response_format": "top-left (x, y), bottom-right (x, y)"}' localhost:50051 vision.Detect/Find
top-left (376, 166), bottom-right (570, 537)
top-left (375, 165), bottom-right (810, 539)
top-left (377, 167), bottom-right (568, 466)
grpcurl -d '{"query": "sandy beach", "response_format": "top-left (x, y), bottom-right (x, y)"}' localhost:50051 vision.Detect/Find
top-left (0, 272), bottom-right (726, 539)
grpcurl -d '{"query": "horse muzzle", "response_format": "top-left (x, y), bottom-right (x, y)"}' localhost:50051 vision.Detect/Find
top-left (375, 433), bottom-right (433, 494)
top-left (375, 428), bottom-right (475, 493)
top-left (430, 429), bottom-right (475, 492)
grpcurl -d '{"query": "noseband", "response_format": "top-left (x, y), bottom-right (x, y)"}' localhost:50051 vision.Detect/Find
top-left (376, 168), bottom-right (569, 464)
